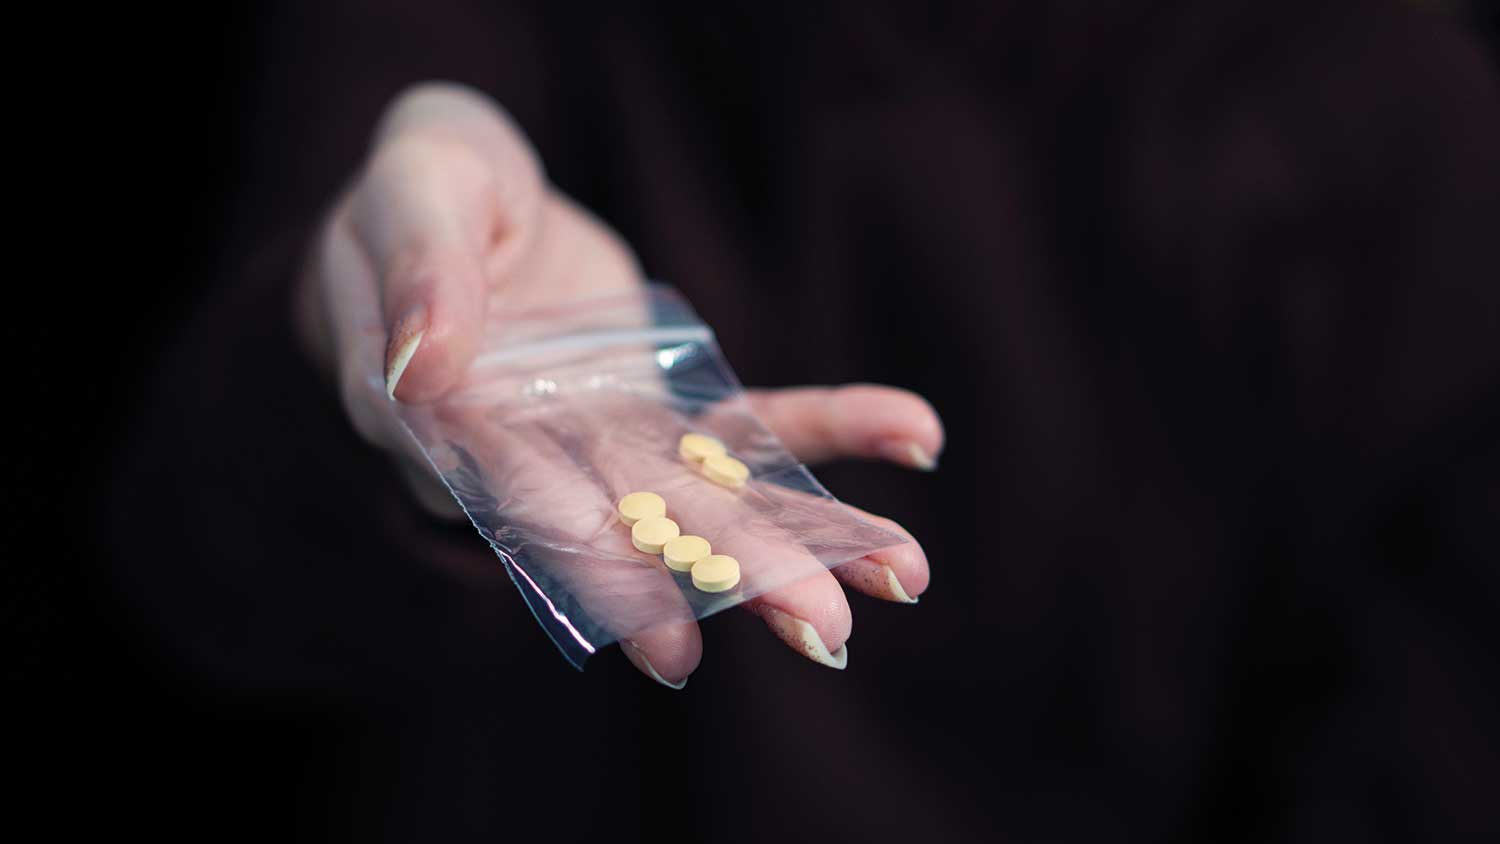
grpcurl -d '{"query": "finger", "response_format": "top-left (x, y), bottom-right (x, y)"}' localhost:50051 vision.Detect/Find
top-left (589, 420), bottom-right (858, 670)
top-left (315, 205), bottom-right (401, 448)
top-left (353, 144), bottom-right (491, 404)
top-left (745, 384), bottom-right (945, 469)
top-left (827, 505), bottom-right (929, 604)
top-left (743, 570), bottom-right (853, 670)
top-left (368, 296), bottom-right (700, 685)
top-left (666, 492), bottom-right (854, 670)
top-left (747, 478), bottom-right (928, 606)
top-left (655, 484), bottom-right (856, 670)
top-left (313, 203), bottom-right (484, 527)
top-left (443, 403), bottom-right (702, 687)
top-left (621, 622), bottom-right (700, 690)
top-left (351, 84), bottom-right (545, 403)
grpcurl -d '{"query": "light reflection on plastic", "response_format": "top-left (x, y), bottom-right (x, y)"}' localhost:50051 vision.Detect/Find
top-left (501, 548), bottom-right (598, 657)
top-left (656, 344), bottom-right (691, 370)
top-left (524, 378), bottom-right (558, 396)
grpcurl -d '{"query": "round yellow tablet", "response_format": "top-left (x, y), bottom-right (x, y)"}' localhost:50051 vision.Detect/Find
top-left (616, 491), bottom-right (666, 526)
top-left (663, 535), bottom-right (712, 572)
top-left (678, 432), bottom-right (727, 463)
top-left (691, 554), bottom-right (741, 592)
top-left (631, 516), bottom-right (680, 554)
top-left (701, 454), bottom-right (750, 488)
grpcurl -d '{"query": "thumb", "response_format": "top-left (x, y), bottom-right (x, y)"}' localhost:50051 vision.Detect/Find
top-left (350, 85), bottom-right (544, 402)
top-left (357, 177), bottom-right (487, 402)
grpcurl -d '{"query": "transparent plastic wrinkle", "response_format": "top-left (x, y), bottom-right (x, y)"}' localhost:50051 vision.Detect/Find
top-left (391, 285), bottom-right (906, 668)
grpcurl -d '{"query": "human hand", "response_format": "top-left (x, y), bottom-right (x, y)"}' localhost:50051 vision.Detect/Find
top-left (296, 83), bottom-right (944, 685)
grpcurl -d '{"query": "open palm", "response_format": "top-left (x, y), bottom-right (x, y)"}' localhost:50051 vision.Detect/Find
top-left (296, 83), bottom-right (943, 686)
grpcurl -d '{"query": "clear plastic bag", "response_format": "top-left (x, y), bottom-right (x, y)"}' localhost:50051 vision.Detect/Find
top-left (391, 284), bottom-right (906, 667)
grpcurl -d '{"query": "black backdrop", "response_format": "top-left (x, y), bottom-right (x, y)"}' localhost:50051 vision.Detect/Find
top-left (11, 2), bottom-right (1500, 841)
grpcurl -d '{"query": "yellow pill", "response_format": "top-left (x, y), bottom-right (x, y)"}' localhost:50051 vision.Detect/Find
top-left (663, 535), bottom-right (712, 572)
top-left (701, 454), bottom-right (750, 488)
top-left (631, 516), bottom-right (680, 554)
top-left (691, 554), bottom-right (741, 593)
top-left (617, 491), bottom-right (666, 526)
top-left (678, 432), bottom-right (727, 463)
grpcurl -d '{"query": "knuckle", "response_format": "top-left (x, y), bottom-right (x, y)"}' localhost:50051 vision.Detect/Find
top-left (372, 82), bottom-right (545, 195)
top-left (385, 80), bottom-right (496, 123)
top-left (366, 131), bottom-right (491, 189)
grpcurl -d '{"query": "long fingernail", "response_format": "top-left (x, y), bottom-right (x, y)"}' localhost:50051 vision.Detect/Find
top-left (758, 606), bottom-right (849, 669)
top-left (835, 561), bottom-right (920, 604)
top-left (623, 641), bottom-right (688, 690)
top-left (879, 565), bottom-right (919, 603)
top-left (878, 440), bottom-right (937, 471)
top-left (385, 310), bottom-right (426, 400)
top-left (906, 443), bottom-right (937, 471)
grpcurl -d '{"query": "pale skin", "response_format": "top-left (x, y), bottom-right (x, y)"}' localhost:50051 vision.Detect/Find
top-left (295, 82), bottom-right (944, 687)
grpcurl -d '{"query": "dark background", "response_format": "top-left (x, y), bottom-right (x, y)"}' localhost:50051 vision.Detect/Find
top-left (11, 1), bottom-right (1500, 840)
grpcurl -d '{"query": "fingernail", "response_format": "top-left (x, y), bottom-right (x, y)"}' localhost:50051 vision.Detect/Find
top-left (878, 440), bottom-right (938, 471)
top-left (758, 606), bottom-right (849, 669)
top-left (385, 310), bottom-right (426, 400)
top-left (880, 565), bottom-right (919, 604)
top-left (623, 641), bottom-right (688, 690)
top-left (836, 561), bottom-right (920, 604)
top-left (906, 443), bottom-right (938, 471)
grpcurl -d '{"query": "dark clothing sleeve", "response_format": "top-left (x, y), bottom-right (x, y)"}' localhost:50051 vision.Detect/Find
top-left (99, 2), bottom-right (1500, 841)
